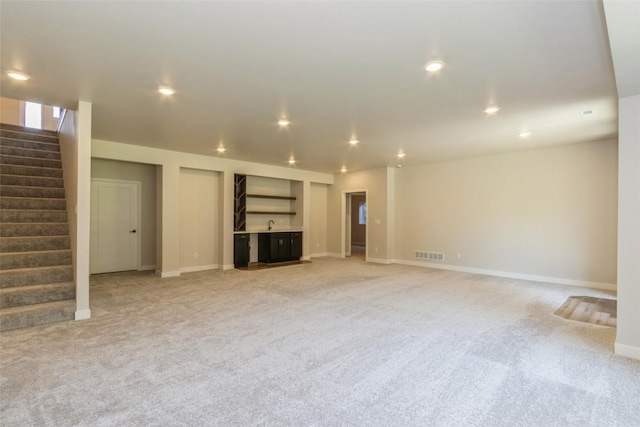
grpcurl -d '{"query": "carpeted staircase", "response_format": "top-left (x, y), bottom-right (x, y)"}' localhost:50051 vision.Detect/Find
top-left (0, 123), bottom-right (75, 331)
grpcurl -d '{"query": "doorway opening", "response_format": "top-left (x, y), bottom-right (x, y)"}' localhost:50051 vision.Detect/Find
top-left (343, 191), bottom-right (367, 260)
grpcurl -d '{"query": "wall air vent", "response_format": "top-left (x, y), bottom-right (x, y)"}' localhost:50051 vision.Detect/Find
top-left (414, 251), bottom-right (445, 262)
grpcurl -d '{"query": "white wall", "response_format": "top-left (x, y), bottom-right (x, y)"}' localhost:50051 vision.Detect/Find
top-left (616, 94), bottom-right (640, 359)
top-left (394, 140), bottom-right (618, 288)
top-left (0, 97), bottom-right (22, 126)
top-left (58, 102), bottom-right (92, 320)
top-left (310, 183), bottom-right (328, 256)
top-left (91, 158), bottom-right (157, 269)
top-left (179, 168), bottom-right (220, 272)
top-left (92, 139), bottom-right (333, 275)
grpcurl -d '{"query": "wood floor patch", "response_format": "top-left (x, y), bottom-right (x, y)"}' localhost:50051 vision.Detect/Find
top-left (554, 296), bottom-right (617, 327)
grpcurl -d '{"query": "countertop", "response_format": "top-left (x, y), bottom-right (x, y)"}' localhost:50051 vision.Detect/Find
top-left (233, 230), bottom-right (303, 234)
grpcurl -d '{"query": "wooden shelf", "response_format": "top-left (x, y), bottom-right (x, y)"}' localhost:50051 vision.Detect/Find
top-left (246, 194), bottom-right (296, 201)
top-left (247, 211), bottom-right (296, 215)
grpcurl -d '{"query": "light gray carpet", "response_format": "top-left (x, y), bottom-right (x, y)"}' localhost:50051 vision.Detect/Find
top-left (1, 257), bottom-right (639, 426)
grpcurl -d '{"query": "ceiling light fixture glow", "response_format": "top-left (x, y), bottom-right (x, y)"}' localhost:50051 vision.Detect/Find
top-left (158, 87), bottom-right (175, 95)
top-left (288, 158), bottom-right (296, 165)
top-left (6, 70), bottom-right (30, 81)
top-left (349, 137), bottom-right (359, 145)
top-left (340, 166), bottom-right (348, 173)
top-left (425, 60), bottom-right (445, 72)
top-left (397, 152), bottom-right (406, 159)
top-left (217, 147), bottom-right (226, 153)
top-left (278, 118), bottom-right (290, 127)
top-left (484, 105), bottom-right (500, 114)
top-left (519, 131), bottom-right (531, 138)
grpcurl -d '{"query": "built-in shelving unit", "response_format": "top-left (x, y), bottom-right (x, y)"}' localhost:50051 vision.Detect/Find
top-left (247, 194), bottom-right (296, 201)
top-left (246, 211), bottom-right (296, 215)
top-left (234, 174), bottom-right (247, 232)
top-left (234, 175), bottom-right (297, 231)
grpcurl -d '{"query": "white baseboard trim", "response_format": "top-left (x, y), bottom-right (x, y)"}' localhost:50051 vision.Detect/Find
top-left (180, 264), bottom-right (219, 273)
top-left (310, 252), bottom-right (327, 258)
top-left (326, 252), bottom-right (343, 258)
top-left (392, 259), bottom-right (616, 291)
top-left (75, 309), bottom-right (91, 320)
top-left (301, 256), bottom-right (311, 261)
top-left (615, 343), bottom-right (640, 360)
top-left (139, 265), bottom-right (156, 271)
top-left (155, 270), bottom-right (181, 278)
top-left (222, 264), bottom-right (235, 271)
top-left (367, 257), bottom-right (393, 264)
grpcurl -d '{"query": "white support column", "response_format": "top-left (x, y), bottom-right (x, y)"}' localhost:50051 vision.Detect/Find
top-left (302, 180), bottom-right (311, 261)
top-left (156, 164), bottom-right (181, 277)
top-left (75, 101), bottom-right (92, 320)
top-left (615, 94), bottom-right (640, 360)
top-left (220, 171), bottom-right (235, 270)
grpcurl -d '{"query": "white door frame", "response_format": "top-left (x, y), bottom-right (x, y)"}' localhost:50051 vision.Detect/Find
top-left (341, 190), bottom-right (368, 261)
top-left (90, 178), bottom-right (143, 273)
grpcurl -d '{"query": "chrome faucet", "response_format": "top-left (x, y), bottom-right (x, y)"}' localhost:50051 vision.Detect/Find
top-left (268, 220), bottom-right (275, 231)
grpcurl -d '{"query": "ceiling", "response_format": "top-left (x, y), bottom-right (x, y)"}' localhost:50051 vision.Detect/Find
top-left (0, 1), bottom-right (618, 173)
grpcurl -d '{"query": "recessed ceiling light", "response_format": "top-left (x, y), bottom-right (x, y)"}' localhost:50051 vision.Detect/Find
top-left (217, 147), bottom-right (226, 153)
top-left (519, 131), bottom-right (531, 138)
top-left (6, 70), bottom-right (29, 81)
top-left (158, 87), bottom-right (175, 95)
top-left (340, 166), bottom-right (348, 173)
top-left (397, 152), bottom-right (406, 159)
top-left (288, 158), bottom-right (296, 165)
top-left (425, 60), bottom-right (445, 72)
top-left (278, 118), bottom-right (290, 127)
top-left (349, 137), bottom-right (359, 145)
top-left (485, 105), bottom-right (500, 114)
top-left (396, 164), bottom-right (403, 168)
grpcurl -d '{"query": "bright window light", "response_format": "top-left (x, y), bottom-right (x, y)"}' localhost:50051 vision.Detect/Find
top-left (358, 202), bottom-right (367, 225)
top-left (25, 102), bottom-right (42, 129)
top-left (52, 106), bottom-right (61, 119)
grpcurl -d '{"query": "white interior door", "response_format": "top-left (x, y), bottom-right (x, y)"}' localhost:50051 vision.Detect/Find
top-left (91, 179), bottom-right (140, 274)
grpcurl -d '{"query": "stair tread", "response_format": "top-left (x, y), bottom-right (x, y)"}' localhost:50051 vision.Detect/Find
top-left (0, 135), bottom-right (60, 147)
top-left (3, 166), bottom-right (60, 173)
top-left (0, 299), bottom-right (74, 315)
top-left (0, 153), bottom-right (61, 161)
top-left (1, 248), bottom-right (72, 255)
top-left (0, 281), bottom-right (74, 294)
top-left (0, 264), bottom-right (73, 274)
top-left (0, 145), bottom-right (62, 155)
top-left (0, 123), bottom-right (58, 136)
top-left (0, 235), bottom-right (70, 240)
top-left (0, 221), bottom-right (68, 225)
top-left (0, 196), bottom-right (67, 201)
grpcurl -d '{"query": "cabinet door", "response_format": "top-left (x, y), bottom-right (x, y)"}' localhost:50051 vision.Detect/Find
top-left (270, 233), bottom-right (290, 261)
top-left (290, 232), bottom-right (302, 260)
top-left (234, 234), bottom-right (250, 267)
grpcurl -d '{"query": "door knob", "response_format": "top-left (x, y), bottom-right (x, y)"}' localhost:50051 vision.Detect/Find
top-left (130, 230), bottom-right (137, 233)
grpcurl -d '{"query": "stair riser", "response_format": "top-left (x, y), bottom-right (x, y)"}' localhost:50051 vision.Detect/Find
top-left (1, 284), bottom-right (75, 309)
top-left (0, 165), bottom-right (63, 178)
top-left (0, 198), bottom-right (66, 210)
top-left (0, 146), bottom-right (61, 160)
top-left (0, 266), bottom-right (73, 288)
top-left (0, 211), bottom-right (68, 223)
top-left (0, 137), bottom-right (60, 152)
top-left (0, 175), bottom-right (64, 188)
top-left (0, 251), bottom-right (72, 270)
top-left (0, 302), bottom-right (75, 331)
top-left (0, 223), bottom-right (69, 237)
top-left (0, 186), bottom-right (65, 198)
top-left (0, 129), bottom-right (58, 144)
top-left (0, 236), bottom-right (70, 252)
top-left (0, 155), bottom-right (61, 169)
